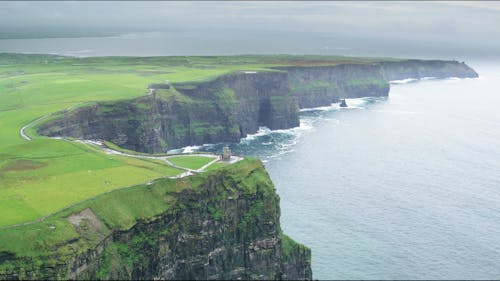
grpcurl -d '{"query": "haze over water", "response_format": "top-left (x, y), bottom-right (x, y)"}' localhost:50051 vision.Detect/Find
top-left (2, 2), bottom-right (500, 61)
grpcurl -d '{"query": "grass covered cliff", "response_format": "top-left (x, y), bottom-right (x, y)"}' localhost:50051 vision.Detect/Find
top-left (35, 56), bottom-right (478, 153)
top-left (0, 53), bottom-right (477, 280)
top-left (38, 70), bottom-right (299, 153)
top-left (0, 158), bottom-right (312, 280)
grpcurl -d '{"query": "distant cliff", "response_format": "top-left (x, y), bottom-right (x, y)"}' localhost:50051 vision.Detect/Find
top-left (380, 59), bottom-right (478, 81)
top-left (38, 59), bottom-right (478, 153)
top-left (280, 63), bottom-right (390, 108)
top-left (280, 59), bottom-right (477, 108)
top-left (0, 159), bottom-right (312, 280)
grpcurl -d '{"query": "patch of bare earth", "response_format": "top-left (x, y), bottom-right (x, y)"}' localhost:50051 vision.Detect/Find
top-left (0, 159), bottom-right (46, 172)
top-left (66, 208), bottom-right (104, 238)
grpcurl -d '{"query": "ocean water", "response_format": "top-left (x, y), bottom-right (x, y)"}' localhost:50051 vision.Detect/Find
top-left (189, 64), bottom-right (500, 279)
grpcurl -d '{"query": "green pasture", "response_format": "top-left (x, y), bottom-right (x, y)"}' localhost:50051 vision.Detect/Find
top-left (0, 55), bottom-right (246, 226)
top-left (167, 155), bottom-right (216, 170)
top-left (0, 158), bottom-right (260, 268)
top-left (0, 53), bottom-right (381, 227)
top-left (204, 161), bottom-right (231, 171)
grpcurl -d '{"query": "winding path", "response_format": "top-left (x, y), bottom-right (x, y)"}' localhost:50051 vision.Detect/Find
top-left (81, 139), bottom-right (228, 175)
top-left (18, 111), bottom-right (242, 177)
top-left (20, 116), bottom-right (47, 141)
top-left (8, 109), bottom-right (243, 230)
top-left (0, 142), bottom-right (242, 230)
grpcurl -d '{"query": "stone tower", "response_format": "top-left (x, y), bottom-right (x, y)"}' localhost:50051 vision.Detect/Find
top-left (221, 146), bottom-right (231, 161)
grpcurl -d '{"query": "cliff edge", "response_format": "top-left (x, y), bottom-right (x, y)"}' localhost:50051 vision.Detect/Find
top-left (0, 159), bottom-right (312, 280)
top-left (37, 59), bottom-right (477, 153)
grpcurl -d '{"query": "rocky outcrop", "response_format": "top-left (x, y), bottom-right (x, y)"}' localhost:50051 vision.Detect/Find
top-left (0, 159), bottom-right (312, 280)
top-left (38, 60), bottom-right (478, 153)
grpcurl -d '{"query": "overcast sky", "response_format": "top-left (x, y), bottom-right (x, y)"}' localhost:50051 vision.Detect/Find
top-left (1, 1), bottom-right (499, 60)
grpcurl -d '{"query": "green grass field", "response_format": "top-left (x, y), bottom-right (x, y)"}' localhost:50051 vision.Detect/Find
top-left (167, 155), bottom-right (215, 170)
top-left (0, 158), bottom-right (261, 268)
top-left (0, 53), bottom-right (387, 227)
top-left (204, 161), bottom-right (231, 171)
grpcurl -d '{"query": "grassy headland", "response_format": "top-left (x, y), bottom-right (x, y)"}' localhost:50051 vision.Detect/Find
top-left (0, 53), bottom-right (389, 227)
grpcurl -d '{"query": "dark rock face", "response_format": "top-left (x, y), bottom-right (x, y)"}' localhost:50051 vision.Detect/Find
top-left (82, 168), bottom-right (311, 280)
top-left (0, 160), bottom-right (312, 280)
top-left (38, 71), bottom-right (299, 153)
top-left (174, 71), bottom-right (300, 135)
top-left (38, 60), bottom-right (478, 153)
top-left (281, 64), bottom-right (390, 108)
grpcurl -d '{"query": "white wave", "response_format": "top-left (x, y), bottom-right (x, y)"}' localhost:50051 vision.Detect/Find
top-left (167, 97), bottom-right (372, 157)
top-left (182, 145), bottom-right (202, 153)
top-left (390, 78), bottom-right (418, 84)
top-left (392, 76), bottom-right (471, 85)
top-left (420, 76), bottom-right (438, 81)
top-left (167, 145), bottom-right (200, 154)
top-left (442, 77), bottom-right (463, 83)
top-left (166, 148), bottom-right (183, 154)
top-left (298, 119), bottom-right (314, 131)
top-left (343, 97), bottom-right (369, 109)
top-left (299, 97), bottom-right (377, 112)
top-left (241, 127), bottom-right (273, 142)
top-left (278, 139), bottom-right (298, 151)
top-left (272, 121), bottom-right (313, 135)
top-left (299, 103), bottom-right (339, 112)
top-left (167, 143), bottom-right (216, 154)
top-left (241, 123), bottom-right (312, 141)
top-left (421, 76), bottom-right (469, 83)
top-left (239, 120), bottom-right (313, 156)
top-left (267, 144), bottom-right (297, 159)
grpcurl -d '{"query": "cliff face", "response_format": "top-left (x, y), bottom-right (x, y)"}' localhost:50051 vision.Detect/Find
top-left (281, 64), bottom-right (390, 108)
top-left (0, 159), bottom-right (312, 280)
top-left (38, 60), bottom-right (478, 153)
top-left (38, 71), bottom-right (299, 153)
top-left (174, 71), bottom-right (300, 135)
top-left (381, 59), bottom-right (479, 81)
